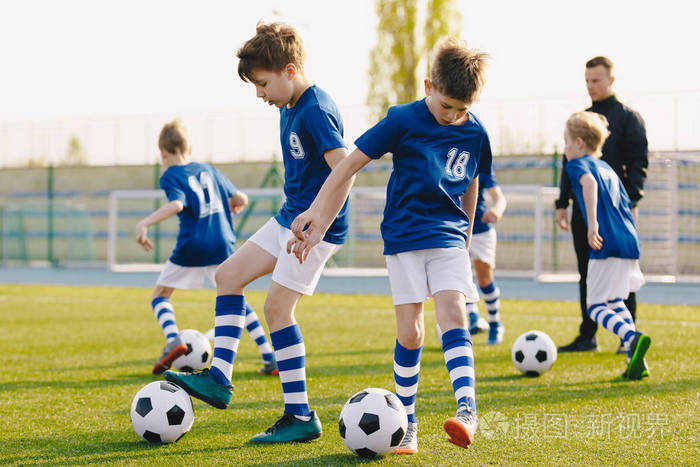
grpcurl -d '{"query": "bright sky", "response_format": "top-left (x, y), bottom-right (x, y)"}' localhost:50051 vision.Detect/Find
top-left (1, 0), bottom-right (698, 120)
top-left (0, 0), bottom-right (698, 165)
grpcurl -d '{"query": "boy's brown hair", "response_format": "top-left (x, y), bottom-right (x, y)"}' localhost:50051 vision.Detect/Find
top-left (430, 38), bottom-right (489, 105)
top-left (158, 120), bottom-right (189, 155)
top-left (586, 56), bottom-right (614, 75)
top-left (237, 21), bottom-right (306, 83)
top-left (566, 111), bottom-right (610, 155)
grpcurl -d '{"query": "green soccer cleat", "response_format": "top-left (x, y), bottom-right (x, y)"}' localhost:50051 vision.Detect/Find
top-left (625, 332), bottom-right (651, 380)
top-left (163, 368), bottom-right (233, 409)
top-left (250, 411), bottom-right (322, 443)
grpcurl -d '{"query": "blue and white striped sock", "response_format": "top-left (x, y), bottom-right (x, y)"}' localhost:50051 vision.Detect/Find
top-left (210, 294), bottom-right (246, 386)
top-left (608, 298), bottom-right (636, 359)
top-left (244, 304), bottom-right (274, 363)
top-left (393, 340), bottom-right (422, 424)
top-left (271, 324), bottom-right (310, 420)
top-left (152, 297), bottom-right (178, 341)
top-left (608, 298), bottom-right (635, 329)
top-left (587, 303), bottom-right (636, 348)
top-left (442, 327), bottom-right (477, 412)
top-left (480, 282), bottom-right (501, 323)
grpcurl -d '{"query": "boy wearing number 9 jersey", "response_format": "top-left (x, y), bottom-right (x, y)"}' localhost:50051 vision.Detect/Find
top-left (137, 120), bottom-right (277, 377)
top-left (165, 22), bottom-right (350, 444)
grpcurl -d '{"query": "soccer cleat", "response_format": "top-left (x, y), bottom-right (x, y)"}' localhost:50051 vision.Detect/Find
top-left (258, 358), bottom-right (279, 376)
top-left (443, 403), bottom-right (478, 449)
top-left (487, 322), bottom-right (504, 345)
top-left (152, 336), bottom-right (188, 375)
top-left (163, 368), bottom-right (233, 409)
top-left (557, 336), bottom-right (598, 352)
top-left (468, 312), bottom-right (489, 335)
top-left (624, 332), bottom-right (651, 380)
top-left (393, 422), bottom-right (418, 454)
top-left (249, 411), bottom-right (322, 443)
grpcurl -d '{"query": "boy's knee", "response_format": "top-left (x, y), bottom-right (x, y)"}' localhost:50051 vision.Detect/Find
top-left (398, 328), bottom-right (424, 349)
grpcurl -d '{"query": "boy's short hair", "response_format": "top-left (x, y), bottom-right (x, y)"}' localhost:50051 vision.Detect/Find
top-left (430, 38), bottom-right (489, 105)
top-left (237, 21), bottom-right (305, 83)
top-left (159, 120), bottom-right (189, 154)
top-left (586, 56), bottom-right (614, 75)
top-left (567, 111), bottom-right (610, 154)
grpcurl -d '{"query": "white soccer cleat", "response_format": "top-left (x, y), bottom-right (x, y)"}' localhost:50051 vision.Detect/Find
top-left (443, 404), bottom-right (478, 449)
top-left (393, 422), bottom-right (418, 454)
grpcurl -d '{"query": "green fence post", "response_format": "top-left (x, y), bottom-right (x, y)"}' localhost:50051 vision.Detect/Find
top-left (154, 161), bottom-right (161, 264)
top-left (48, 164), bottom-right (55, 266)
top-left (236, 160), bottom-right (283, 236)
top-left (552, 148), bottom-right (558, 272)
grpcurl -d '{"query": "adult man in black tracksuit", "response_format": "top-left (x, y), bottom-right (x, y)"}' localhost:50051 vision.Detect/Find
top-left (555, 56), bottom-right (648, 352)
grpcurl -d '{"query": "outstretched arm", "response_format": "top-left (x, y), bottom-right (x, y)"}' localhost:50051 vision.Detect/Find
top-left (461, 176), bottom-right (479, 249)
top-left (580, 173), bottom-right (602, 250)
top-left (136, 200), bottom-right (184, 252)
top-left (287, 148), bottom-right (371, 263)
top-left (481, 185), bottom-right (507, 224)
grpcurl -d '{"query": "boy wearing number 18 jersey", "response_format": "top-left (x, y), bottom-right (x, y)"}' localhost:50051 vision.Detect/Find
top-left (137, 120), bottom-right (277, 376)
top-left (288, 38), bottom-right (492, 453)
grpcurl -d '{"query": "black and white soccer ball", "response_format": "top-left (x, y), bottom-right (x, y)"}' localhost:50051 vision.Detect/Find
top-left (338, 387), bottom-right (407, 458)
top-left (172, 329), bottom-right (212, 372)
top-left (130, 381), bottom-right (194, 443)
top-left (511, 330), bottom-right (557, 376)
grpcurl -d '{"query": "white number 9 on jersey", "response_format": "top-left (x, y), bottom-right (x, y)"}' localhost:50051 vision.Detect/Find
top-left (289, 132), bottom-right (306, 160)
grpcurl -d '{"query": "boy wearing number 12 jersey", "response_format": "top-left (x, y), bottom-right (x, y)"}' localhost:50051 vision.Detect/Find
top-left (136, 120), bottom-right (277, 377)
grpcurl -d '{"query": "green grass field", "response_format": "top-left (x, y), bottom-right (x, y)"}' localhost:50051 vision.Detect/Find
top-left (1, 284), bottom-right (698, 465)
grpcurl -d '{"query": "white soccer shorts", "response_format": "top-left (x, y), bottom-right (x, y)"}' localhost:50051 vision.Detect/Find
top-left (248, 217), bottom-right (342, 296)
top-left (385, 247), bottom-right (479, 305)
top-left (586, 258), bottom-right (645, 304)
top-left (469, 228), bottom-right (497, 268)
top-left (155, 260), bottom-right (217, 289)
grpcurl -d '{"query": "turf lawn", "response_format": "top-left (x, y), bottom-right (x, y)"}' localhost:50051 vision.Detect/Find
top-left (0, 284), bottom-right (698, 465)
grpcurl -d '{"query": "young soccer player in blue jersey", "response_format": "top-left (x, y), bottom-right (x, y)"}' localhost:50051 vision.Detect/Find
top-left (563, 111), bottom-right (650, 380)
top-left (289, 38), bottom-right (490, 453)
top-left (137, 120), bottom-right (277, 376)
top-left (164, 22), bottom-right (351, 443)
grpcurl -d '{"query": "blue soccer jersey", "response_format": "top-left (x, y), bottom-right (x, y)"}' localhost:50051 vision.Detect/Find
top-left (276, 85), bottom-right (349, 244)
top-left (160, 162), bottom-right (237, 267)
top-left (354, 99), bottom-right (493, 255)
top-left (472, 170), bottom-right (498, 235)
top-left (566, 155), bottom-right (640, 259)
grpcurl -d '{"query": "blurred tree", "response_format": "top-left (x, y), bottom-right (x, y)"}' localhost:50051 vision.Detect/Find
top-left (424, 0), bottom-right (462, 75)
top-left (367, 0), bottom-right (418, 122)
top-left (62, 135), bottom-right (87, 166)
top-left (367, 0), bottom-right (462, 121)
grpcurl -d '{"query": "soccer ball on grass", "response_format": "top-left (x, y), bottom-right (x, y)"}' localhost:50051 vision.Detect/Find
top-left (172, 329), bottom-right (212, 372)
top-left (338, 387), bottom-right (407, 458)
top-left (130, 381), bottom-right (194, 443)
top-left (511, 330), bottom-right (557, 376)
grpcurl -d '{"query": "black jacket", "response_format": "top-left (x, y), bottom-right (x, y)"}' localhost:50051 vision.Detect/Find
top-left (556, 94), bottom-right (648, 208)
